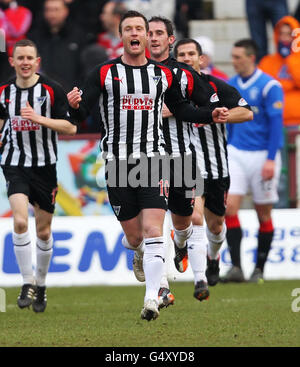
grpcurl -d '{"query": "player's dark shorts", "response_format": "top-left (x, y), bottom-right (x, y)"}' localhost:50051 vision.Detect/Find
top-left (105, 156), bottom-right (169, 221)
top-left (168, 153), bottom-right (203, 217)
top-left (203, 176), bottom-right (230, 217)
top-left (2, 164), bottom-right (58, 214)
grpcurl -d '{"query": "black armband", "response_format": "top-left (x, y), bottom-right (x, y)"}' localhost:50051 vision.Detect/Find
top-left (0, 103), bottom-right (7, 120)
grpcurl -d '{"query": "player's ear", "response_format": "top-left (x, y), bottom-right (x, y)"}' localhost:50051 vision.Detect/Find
top-left (8, 56), bottom-right (14, 67)
top-left (169, 35), bottom-right (176, 46)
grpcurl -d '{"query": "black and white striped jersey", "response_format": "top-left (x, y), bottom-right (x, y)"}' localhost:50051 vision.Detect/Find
top-left (190, 74), bottom-right (251, 180)
top-left (161, 57), bottom-right (218, 156)
top-left (0, 74), bottom-right (72, 167)
top-left (69, 57), bottom-right (214, 160)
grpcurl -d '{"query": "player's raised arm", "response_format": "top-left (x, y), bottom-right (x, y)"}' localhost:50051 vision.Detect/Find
top-left (67, 65), bottom-right (103, 123)
top-left (164, 70), bottom-right (229, 124)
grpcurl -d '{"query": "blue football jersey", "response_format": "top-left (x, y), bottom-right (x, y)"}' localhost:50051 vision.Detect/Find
top-left (227, 68), bottom-right (284, 159)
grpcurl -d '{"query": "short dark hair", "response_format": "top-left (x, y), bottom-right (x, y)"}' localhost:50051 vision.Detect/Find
top-left (234, 39), bottom-right (258, 58)
top-left (13, 39), bottom-right (39, 57)
top-left (148, 16), bottom-right (174, 37)
top-left (119, 10), bottom-right (149, 34)
top-left (174, 38), bottom-right (202, 58)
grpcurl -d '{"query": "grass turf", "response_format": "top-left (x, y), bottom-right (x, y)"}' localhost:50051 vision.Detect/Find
top-left (0, 280), bottom-right (299, 347)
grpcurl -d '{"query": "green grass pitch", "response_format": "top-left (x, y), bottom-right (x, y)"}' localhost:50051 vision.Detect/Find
top-left (0, 280), bottom-right (299, 347)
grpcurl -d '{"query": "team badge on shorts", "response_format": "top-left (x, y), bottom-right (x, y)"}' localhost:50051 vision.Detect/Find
top-left (112, 205), bottom-right (121, 216)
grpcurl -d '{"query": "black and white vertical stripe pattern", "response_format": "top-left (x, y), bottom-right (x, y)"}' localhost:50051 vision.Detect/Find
top-left (0, 82), bottom-right (57, 167)
top-left (162, 67), bottom-right (193, 156)
top-left (99, 62), bottom-right (167, 160)
top-left (190, 123), bottom-right (229, 180)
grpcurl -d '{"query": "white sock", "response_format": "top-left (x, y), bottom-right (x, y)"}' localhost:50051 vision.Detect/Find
top-left (143, 237), bottom-right (165, 303)
top-left (206, 223), bottom-right (227, 260)
top-left (173, 223), bottom-right (193, 249)
top-left (187, 225), bottom-right (207, 283)
top-left (36, 236), bottom-right (53, 287)
top-left (121, 236), bottom-right (144, 257)
top-left (13, 231), bottom-right (34, 285)
top-left (160, 241), bottom-right (170, 289)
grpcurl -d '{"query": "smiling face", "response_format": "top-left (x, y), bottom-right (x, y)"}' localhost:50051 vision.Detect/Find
top-left (148, 21), bottom-right (175, 61)
top-left (9, 45), bottom-right (40, 82)
top-left (119, 16), bottom-right (148, 57)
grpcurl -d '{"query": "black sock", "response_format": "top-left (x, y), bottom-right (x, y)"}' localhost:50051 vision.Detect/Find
top-left (256, 230), bottom-right (274, 272)
top-left (226, 227), bottom-right (243, 268)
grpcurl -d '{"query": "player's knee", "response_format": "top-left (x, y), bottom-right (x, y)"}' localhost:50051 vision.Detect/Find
top-left (36, 227), bottom-right (52, 242)
top-left (207, 220), bottom-right (224, 236)
top-left (143, 225), bottom-right (162, 239)
top-left (14, 216), bottom-right (28, 234)
top-left (125, 234), bottom-right (144, 248)
top-left (225, 202), bottom-right (238, 217)
top-left (192, 210), bottom-right (204, 225)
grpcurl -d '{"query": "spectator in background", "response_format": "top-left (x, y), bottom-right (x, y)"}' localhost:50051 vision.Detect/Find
top-left (245, 0), bottom-right (288, 62)
top-left (174, 0), bottom-right (204, 38)
top-left (28, 0), bottom-right (88, 91)
top-left (0, 7), bottom-right (12, 82)
top-left (259, 15), bottom-right (300, 128)
top-left (63, 0), bottom-right (105, 43)
top-left (0, 0), bottom-right (32, 57)
top-left (124, 0), bottom-right (175, 21)
top-left (259, 15), bottom-right (300, 208)
top-left (97, 1), bottom-right (127, 60)
top-left (195, 36), bottom-right (229, 81)
top-left (295, 1), bottom-right (300, 22)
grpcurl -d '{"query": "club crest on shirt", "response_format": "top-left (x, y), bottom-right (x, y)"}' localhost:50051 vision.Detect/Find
top-left (152, 76), bottom-right (161, 85)
top-left (36, 96), bottom-right (47, 106)
top-left (249, 87), bottom-right (259, 101)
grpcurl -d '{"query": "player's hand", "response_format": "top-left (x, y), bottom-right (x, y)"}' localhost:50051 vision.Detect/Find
top-left (67, 87), bottom-right (82, 109)
top-left (20, 102), bottom-right (41, 124)
top-left (212, 107), bottom-right (229, 123)
top-left (162, 103), bottom-right (173, 118)
top-left (262, 159), bottom-right (275, 180)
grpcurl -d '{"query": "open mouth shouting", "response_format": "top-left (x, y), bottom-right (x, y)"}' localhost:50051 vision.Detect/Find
top-left (130, 39), bottom-right (141, 50)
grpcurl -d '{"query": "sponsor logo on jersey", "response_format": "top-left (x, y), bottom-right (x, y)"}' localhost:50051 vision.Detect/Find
top-left (114, 76), bottom-right (124, 84)
top-left (11, 117), bottom-right (40, 131)
top-left (238, 97), bottom-right (248, 106)
top-left (121, 95), bottom-right (154, 110)
top-left (210, 93), bottom-right (219, 103)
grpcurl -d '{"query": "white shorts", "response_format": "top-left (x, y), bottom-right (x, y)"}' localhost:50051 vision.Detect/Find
top-left (227, 145), bottom-right (281, 204)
